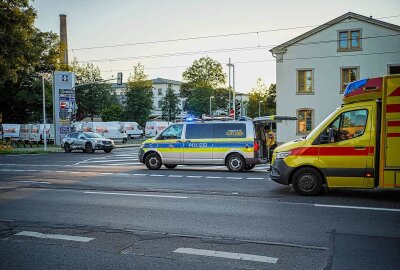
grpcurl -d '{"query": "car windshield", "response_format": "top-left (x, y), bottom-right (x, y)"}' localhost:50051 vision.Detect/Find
top-left (84, 132), bottom-right (103, 138)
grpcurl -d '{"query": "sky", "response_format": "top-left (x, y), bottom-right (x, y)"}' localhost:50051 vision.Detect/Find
top-left (32, 0), bottom-right (400, 93)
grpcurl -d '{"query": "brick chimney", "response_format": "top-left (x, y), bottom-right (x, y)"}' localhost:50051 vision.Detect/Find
top-left (59, 14), bottom-right (68, 65)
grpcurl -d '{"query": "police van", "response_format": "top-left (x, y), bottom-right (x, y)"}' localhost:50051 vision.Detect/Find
top-left (138, 116), bottom-right (296, 172)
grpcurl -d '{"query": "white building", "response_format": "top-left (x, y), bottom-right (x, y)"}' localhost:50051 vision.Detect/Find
top-left (270, 12), bottom-right (400, 142)
top-left (111, 78), bottom-right (187, 118)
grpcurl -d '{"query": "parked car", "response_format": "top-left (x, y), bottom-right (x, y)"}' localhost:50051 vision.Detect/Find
top-left (61, 132), bottom-right (115, 153)
top-left (119, 122), bottom-right (143, 139)
top-left (81, 122), bottom-right (127, 143)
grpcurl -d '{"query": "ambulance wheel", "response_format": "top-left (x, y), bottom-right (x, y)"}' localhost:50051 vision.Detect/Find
top-left (164, 164), bottom-right (177, 169)
top-left (85, 143), bottom-right (95, 153)
top-left (64, 143), bottom-right (72, 153)
top-left (226, 154), bottom-right (245, 172)
top-left (245, 164), bottom-right (255, 170)
top-left (145, 153), bottom-right (162, 170)
top-left (292, 167), bottom-right (323, 196)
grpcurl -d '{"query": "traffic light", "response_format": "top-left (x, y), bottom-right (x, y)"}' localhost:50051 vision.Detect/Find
top-left (117, 72), bottom-right (123, 85)
top-left (235, 102), bottom-right (241, 119)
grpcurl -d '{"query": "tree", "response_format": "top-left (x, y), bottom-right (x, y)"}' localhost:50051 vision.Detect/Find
top-left (0, 0), bottom-right (65, 123)
top-left (181, 57), bottom-right (227, 116)
top-left (161, 85), bottom-right (180, 121)
top-left (213, 87), bottom-right (232, 112)
top-left (72, 60), bottom-right (117, 121)
top-left (125, 63), bottom-right (153, 126)
top-left (247, 78), bottom-right (276, 118)
top-left (101, 103), bottom-right (123, 122)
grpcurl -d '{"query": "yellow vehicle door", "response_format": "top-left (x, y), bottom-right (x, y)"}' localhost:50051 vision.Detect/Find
top-left (155, 124), bottom-right (184, 164)
top-left (317, 105), bottom-right (374, 188)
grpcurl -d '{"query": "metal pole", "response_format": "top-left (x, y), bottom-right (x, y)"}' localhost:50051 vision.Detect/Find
top-left (42, 76), bottom-right (47, 151)
top-left (227, 58), bottom-right (231, 113)
top-left (209, 96), bottom-right (214, 116)
top-left (232, 64), bottom-right (235, 120)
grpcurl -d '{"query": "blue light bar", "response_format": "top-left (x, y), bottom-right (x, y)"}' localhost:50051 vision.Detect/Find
top-left (344, 78), bottom-right (368, 96)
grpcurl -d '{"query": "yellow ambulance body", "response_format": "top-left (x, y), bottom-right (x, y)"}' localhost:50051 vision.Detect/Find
top-left (270, 75), bottom-right (400, 195)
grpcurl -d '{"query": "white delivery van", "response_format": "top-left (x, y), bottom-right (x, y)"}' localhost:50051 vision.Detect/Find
top-left (1, 124), bottom-right (20, 140)
top-left (29, 124), bottom-right (41, 143)
top-left (71, 122), bottom-right (82, 132)
top-left (19, 124), bottom-right (31, 142)
top-left (81, 122), bottom-right (127, 143)
top-left (119, 122), bottom-right (143, 139)
top-left (38, 124), bottom-right (55, 142)
top-left (145, 121), bottom-right (169, 137)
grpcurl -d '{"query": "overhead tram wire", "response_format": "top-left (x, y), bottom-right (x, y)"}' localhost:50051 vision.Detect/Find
top-left (70, 14), bottom-right (400, 52)
top-left (100, 50), bottom-right (400, 73)
top-left (78, 33), bottom-right (400, 63)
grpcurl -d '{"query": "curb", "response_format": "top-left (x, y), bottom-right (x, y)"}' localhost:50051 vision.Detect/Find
top-left (115, 144), bottom-right (141, 148)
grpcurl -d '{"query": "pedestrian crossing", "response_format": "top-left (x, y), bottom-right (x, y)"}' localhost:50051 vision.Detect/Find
top-left (73, 149), bottom-right (270, 172)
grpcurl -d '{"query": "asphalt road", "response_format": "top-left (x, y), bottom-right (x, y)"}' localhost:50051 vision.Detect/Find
top-left (0, 148), bottom-right (399, 269)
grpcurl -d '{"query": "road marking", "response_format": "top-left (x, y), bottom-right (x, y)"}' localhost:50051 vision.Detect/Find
top-left (174, 248), bottom-right (278, 264)
top-left (187, 176), bottom-right (203, 178)
top-left (116, 173), bottom-right (130, 176)
top-left (315, 204), bottom-right (400, 212)
top-left (82, 159), bottom-right (138, 163)
top-left (14, 180), bottom-right (51, 184)
top-left (168, 175), bottom-right (183, 177)
top-left (133, 173), bottom-right (147, 176)
top-left (83, 191), bottom-right (188, 199)
top-left (206, 176), bottom-right (222, 179)
top-left (15, 231), bottom-right (94, 242)
top-left (226, 177), bottom-right (242, 180)
top-left (246, 177), bottom-right (264, 180)
top-left (69, 171), bottom-right (81, 174)
top-left (150, 174), bottom-right (165, 177)
top-left (100, 172), bottom-right (113, 175)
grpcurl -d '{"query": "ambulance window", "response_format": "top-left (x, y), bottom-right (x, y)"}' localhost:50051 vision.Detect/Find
top-left (214, 123), bottom-right (246, 138)
top-left (186, 124), bottom-right (213, 139)
top-left (158, 125), bottom-right (183, 140)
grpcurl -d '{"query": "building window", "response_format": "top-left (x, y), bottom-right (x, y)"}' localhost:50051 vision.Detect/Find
top-left (158, 100), bottom-right (163, 109)
top-left (338, 30), bottom-right (361, 51)
top-left (297, 69), bottom-right (313, 93)
top-left (341, 67), bottom-right (359, 93)
top-left (158, 88), bottom-right (163, 96)
top-left (388, 65), bottom-right (400, 74)
top-left (297, 109), bottom-right (313, 134)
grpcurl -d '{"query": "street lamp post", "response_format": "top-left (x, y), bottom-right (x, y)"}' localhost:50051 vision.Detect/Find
top-left (227, 60), bottom-right (235, 119)
top-left (42, 76), bottom-right (47, 151)
top-left (209, 96), bottom-right (214, 116)
top-left (259, 100), bottom-right (263, 117)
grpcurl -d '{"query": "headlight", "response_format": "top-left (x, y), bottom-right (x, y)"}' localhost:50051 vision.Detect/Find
top-left (276, 151), bottom-right (292, 159)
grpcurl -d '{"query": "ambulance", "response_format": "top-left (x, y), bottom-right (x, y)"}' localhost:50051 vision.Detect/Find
top-left (270, 75), bottom-right (400, 195)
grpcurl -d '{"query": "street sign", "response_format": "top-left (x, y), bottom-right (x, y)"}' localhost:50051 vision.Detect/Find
top-left (60, 102), bottom-right (66, 109)
top-left (229, 109), bottom-right (234, 117)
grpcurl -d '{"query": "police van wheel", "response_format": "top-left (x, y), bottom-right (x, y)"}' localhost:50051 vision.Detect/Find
top-left (292, 167), bottom-right (323, 196)
top-left (145, 153), bottom-right (162, 170)
top-left (227, 154), bottom-right (245, 172)
top-left (245, 164), bottom-right (255, 170)
top-left (164, 164), bottom-right (177, 169)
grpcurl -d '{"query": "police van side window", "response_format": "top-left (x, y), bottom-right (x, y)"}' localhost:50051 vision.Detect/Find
top-left (214, 123), bottom-right (246, 138)
top-left (186, 124), bottom-right (213, 139)
top-left (158, 125), bottom-right (183, 140)
top-left (321, 109), bottom-right (368, 143)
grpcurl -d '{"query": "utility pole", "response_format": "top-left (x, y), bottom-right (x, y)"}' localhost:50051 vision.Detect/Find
top-left (227, 58), bottom-right (231, 113)
top-left (226, 59), bottom-right (235, 119)
top-left (42, 76), bottom-right (47, 151)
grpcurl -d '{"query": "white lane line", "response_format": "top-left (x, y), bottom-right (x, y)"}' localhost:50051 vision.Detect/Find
top-left (100, 172), bottom-right (113, 175)
top-left (83, 159), bottom-right (139, 163)
top-left (14, 180), bottom-right (51, 184)
top-left (187, 176), bottom-right (203, 178)
top-left (83, 191), bottom-right (188, 199)
top-left (206, 176), bottom-right (222, 179)
top-left (168, 175), bottom-right (183, 178)
top-left (315, 204), bottom-right (400, 212)
top-left (116, 173), bottom-right (130, 176)
top-left (150, 174), bottom-right (165, 177)
top-left (174, 248), bottom-right (278, 264)
top-left (69, 171), bottom-right (81, 174)
top-left (0, 164), bottom-right (62, 167)
top-left (133, 173), bottom-right (147, 176)
top-left (226, 177), bottom-right (242, 180)
top-left (246, 177), bottom-right (264, 180)
top-left (15, 231), bottom-right (94, 242)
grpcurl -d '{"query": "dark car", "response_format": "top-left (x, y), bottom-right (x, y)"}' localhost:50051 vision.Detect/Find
top-left (61, 132), bottom-right (115, 153)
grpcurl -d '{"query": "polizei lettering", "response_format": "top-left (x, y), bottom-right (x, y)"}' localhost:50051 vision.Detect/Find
top-left (188, 143), bottom-right (208, 148)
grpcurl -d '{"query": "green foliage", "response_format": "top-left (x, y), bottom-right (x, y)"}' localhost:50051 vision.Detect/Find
top-left (0, 0), bottom-right (65, 123)
top-left (72, 60), bottom-right (117, 121)
top-left (181, 57), bottom-right (227, 116)
top-left (161, 86), bottom-right (180, 121)
top-left (247, 78), bottom-right (276, 118)
top-left (101, 103), bottom-right (123, 122)
top-left (125, 63), bottom-right (153, 126)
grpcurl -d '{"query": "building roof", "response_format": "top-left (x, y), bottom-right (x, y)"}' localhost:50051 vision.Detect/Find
top-left (270, 12), bottom-right (400, 54)
top-left (152, 78), bottom-right (182, 85)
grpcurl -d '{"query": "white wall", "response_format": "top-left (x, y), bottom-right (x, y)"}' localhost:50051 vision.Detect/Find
top-left (275, 18), bottom-right (400, 142)
top-left (151, 83), bottom-right (187, 117)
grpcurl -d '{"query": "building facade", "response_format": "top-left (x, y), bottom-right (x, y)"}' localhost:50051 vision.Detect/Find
top-left (270, 12), bottom-right (400, 142)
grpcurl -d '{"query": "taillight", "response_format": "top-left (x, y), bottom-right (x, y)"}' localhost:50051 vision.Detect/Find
top-left (254, 140), bottom-right (260, 152)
